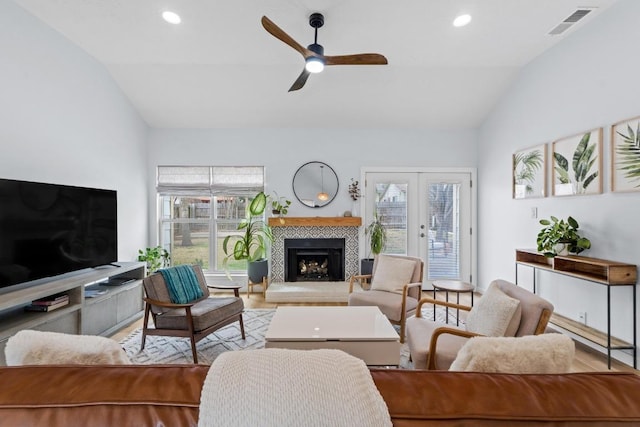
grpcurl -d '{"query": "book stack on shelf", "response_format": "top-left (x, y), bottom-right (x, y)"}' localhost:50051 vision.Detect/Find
top-left (25, 294), bottom-right (69, 312)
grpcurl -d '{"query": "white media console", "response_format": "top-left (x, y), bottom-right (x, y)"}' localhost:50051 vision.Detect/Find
top-left (0, 262), bottom-right (146, 365)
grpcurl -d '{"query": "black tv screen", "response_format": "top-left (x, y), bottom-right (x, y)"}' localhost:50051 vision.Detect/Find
top-left (0, 178), bottom-right (117, 290)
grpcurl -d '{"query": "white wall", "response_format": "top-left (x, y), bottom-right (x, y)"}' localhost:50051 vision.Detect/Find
top-left (478, 0), bottom-right (640, 365)
top-left (0, 1), bottom-right (149, 262)
top-left (147, 127), bottom-right (477, 241)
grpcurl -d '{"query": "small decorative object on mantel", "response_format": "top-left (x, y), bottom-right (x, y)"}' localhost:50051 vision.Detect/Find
top-left (349, 178), bottom-right (361, 201)
top-left (536, 215), bottom-right (591, 257)
top-left (269, 191), bottom-right (292, 218)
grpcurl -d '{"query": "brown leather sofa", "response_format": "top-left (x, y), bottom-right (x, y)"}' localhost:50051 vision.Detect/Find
top-left (1, 364), bottom-right (639, 426)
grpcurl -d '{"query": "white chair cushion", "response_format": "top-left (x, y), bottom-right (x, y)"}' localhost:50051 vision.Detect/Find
top-left (449, 333), bottom-right (575, 373)
top-left (465, 283), bottom-right (521, 337)
top-left (405, 316), bottom-right (468, 370)
top-left (370, 255), bottom-right (416, 294)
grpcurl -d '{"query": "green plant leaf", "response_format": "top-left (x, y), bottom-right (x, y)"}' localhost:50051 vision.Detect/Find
top-left (249, 192), bottom-right (267, 216)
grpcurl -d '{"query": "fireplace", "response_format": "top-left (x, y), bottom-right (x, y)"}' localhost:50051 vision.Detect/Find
top-left (284, 238), bottom-right (345, 282)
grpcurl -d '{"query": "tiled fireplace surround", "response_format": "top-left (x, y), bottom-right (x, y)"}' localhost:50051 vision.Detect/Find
top-left (270, 218), bottom-right (361, 283)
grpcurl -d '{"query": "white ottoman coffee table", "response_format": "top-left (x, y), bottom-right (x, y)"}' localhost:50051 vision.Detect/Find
top-left (264, 306), bottom-right (400, 366)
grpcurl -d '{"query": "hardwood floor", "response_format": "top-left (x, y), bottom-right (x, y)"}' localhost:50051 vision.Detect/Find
top-left (112, 289), bottom-right (638, 374)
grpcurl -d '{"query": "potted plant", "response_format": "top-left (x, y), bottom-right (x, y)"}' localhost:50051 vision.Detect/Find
top-left (361, 212), bottom-right (387, 275)
top-left (137, 246), bottom-right (170, 275)
top-left (223, 191), bottom-right (273, 282)
top-left (270, 192), bottom-right (291, 217)
top-left (536, 215), bottom-right (591, 257)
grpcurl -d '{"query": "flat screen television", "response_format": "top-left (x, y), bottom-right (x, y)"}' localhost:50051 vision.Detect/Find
top-left (0, 178), bottom-right (117, 292)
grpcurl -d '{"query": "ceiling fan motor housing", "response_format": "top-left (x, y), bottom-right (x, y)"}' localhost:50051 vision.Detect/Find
top-left (308, 43), bottom-right (324, 56)
top-left (309, 13), bottom-right (324, 29)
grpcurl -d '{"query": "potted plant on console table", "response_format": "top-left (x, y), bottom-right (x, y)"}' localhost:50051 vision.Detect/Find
top-left (223, 191), bottom-right (273, 284)
top-left (361, 212), bottom-right (387, 275)
top-left (536, 215), bottom-right (591, 257)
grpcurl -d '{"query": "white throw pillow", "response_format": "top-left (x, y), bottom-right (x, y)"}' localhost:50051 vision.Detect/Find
top-left (370, 255), bottom-right (416, 294)
top-left (465, 283), bottom-right (521, 337)
top-left (5, 330), bottom-right (131, 365)
top-left (449, 334), bottom-right (575, 373)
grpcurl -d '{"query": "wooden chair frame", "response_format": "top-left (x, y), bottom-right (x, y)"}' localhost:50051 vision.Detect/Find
top-left (141, 285), bottom-right (245, 364)
top-left (414, 296), bottom-right (553, 370)
top-left (348, 263), bottom-right (423, 344)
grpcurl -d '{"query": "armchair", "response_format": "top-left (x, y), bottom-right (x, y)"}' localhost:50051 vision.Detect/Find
top-left (406, 279), bottom-right (553, 370)
top-left (348, 254), bottom-right (423, 343)
top-left (141, 264), bottom-right (245, 363)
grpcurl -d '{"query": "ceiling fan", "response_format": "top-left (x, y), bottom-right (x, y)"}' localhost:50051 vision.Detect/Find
top-left (261, 13), bottom-right (388, 92)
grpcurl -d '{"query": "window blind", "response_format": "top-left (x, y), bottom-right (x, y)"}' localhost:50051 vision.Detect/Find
top-left (157, 166), bottom-right (264, 196)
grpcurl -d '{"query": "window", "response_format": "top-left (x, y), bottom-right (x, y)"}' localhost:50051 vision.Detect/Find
top-left (157, 166), bottom-right (264, 273)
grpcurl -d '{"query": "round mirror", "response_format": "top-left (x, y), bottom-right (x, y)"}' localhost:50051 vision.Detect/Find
top-left (292, 161), bottom-right (339, 208)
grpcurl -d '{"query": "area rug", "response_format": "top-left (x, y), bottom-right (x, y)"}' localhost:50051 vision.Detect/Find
top-left (120, 307), bottom-right (461, 368)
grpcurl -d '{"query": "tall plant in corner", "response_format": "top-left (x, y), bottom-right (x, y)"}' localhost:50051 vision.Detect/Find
top-left (615, 122), bottom-right (640, 188)
top-left (554, 132), bottom-right (598, 194)
top-left (222, 192), bottom-right (273, 281)
top-left (366, 212), bottom-right (387, 257)
top-left (360, 211), bottom-right (387, 275)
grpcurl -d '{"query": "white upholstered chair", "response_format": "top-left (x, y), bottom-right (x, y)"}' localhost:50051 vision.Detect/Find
top-left (406, 279), bottom-right (554, 370)
top-left (348, 254), bottom-right (423, 343)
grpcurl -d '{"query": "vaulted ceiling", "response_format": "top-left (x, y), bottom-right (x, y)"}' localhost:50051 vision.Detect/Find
top-left (12, 0), bottom-right (619, 128)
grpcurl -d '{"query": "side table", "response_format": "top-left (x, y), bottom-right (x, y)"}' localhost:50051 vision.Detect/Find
top-left (208, 284), bottom-right (242, 298)
top-left (432, 280), bottom-right (474, 326)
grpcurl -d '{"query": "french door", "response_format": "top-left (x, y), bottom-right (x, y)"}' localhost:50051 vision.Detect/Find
top-left (363, 170), bottom-right (475, 288)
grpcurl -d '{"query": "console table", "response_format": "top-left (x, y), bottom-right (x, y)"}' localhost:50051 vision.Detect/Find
top-left (515, 249), bottom-right (637, 369)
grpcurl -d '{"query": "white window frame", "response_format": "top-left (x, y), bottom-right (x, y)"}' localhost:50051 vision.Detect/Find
top-left (156, 166), bottom-right (265, 274)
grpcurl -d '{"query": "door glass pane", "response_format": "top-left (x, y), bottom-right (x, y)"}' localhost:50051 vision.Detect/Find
top-left (427, 183), bottom-right (460, 279)
top-left (375, 182), bottom-right (407, 255)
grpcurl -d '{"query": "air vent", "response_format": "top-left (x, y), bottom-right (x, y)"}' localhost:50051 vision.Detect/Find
top-left (548, 7), bottom-right (596, 35)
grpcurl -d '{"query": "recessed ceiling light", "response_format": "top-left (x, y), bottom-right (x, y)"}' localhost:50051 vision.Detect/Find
top-left (162, 11), bottom-right (181, 25)
top-left (453, 14), bottom-right (472, 27)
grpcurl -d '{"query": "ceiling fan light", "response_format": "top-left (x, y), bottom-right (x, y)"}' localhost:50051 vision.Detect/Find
top-left (162, 11), bottom-right (181, 24)
top-left (305, 57), bottom-right (325, 73)
top-left (453, 14), bottom-right (472, 27)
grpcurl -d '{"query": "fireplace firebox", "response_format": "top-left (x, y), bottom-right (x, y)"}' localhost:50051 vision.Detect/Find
top-left (284, 238), bottom-right (345, 282)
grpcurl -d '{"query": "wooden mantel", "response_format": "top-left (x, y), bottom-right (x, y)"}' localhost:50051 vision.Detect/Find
top-left (268, 217), bottom-right (362, 227)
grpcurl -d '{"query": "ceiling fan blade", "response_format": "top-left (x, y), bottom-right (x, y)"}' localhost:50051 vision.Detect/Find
top-left (324, 53), bottom-right (388, 66)
top-left (261, 16), bottom-right (313, 58)
top-left (288, 69), bottom-right (311, 92)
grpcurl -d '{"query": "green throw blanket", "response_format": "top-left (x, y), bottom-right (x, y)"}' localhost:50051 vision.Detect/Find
top-left (159, 265), bottom-right (204, 304)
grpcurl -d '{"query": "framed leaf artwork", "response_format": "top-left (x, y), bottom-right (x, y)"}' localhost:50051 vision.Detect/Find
top-left (512, 144), bottom-right (546, 199)
top-left (552, 128), bottom-right (602, 197)
top-left (611, 115), bottom-right (640, 192)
